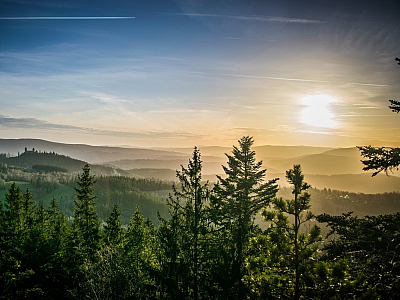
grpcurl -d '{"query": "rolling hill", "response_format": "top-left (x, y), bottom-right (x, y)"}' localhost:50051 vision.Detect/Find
top-left (2, 138), bottom-right (399, 193)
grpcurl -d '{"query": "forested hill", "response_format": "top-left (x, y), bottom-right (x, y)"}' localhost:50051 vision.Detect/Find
top-left (0, 151), bottom-right (128, 175)
top-left (0, 138), bottom-right (185, 163)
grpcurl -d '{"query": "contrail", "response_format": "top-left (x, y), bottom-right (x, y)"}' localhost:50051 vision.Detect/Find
top-left (0, 16), bottom-right (135, 20)
top-left (186, 71), bottom-right (388, 87)
top-left (163, 13), bottom-right (323, 24)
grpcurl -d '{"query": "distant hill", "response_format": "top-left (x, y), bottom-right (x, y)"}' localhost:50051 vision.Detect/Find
top-left (2, 138), bottom-right (399, 193)
top-left (268, 152), bottom-right (365, 175)
top-left (268, 172), bottom-right (400, 194)
top-left (0, 138), bottom-right (186, 164)
top-left (305, 173), bottom-right (400, 194)
top-left (163, 145), bottom-right (333, 159)
top-left (0, 152), bottom-right (86, 173)
top-left (254, 145), bottom-right (334, 160)
top-left (105, 158), bottom-right (228, 175)
top-left (0, 151), bottom-right (128, 176)
top-left (127, 168), bottom-right (178, 181)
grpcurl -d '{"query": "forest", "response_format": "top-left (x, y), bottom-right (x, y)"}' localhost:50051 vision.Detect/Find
top-left (1, 136), bottom-right (399, 299)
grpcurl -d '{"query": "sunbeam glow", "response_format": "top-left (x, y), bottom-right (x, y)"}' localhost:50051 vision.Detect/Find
top-left (301, 95), bottom-right (337, 128)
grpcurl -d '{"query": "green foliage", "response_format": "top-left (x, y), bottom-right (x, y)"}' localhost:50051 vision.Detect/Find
top-left (72, 164), bottom-right (100, 259)
top-left (244, 165), bottom-right (322, 300)
top-left (93, 175), bottom-right (169, 224)
top-left (0, 151), bottom-right (87, 173)
top-left (1, 139), bottom-right (400, 299)
top-left (103, 203), bottom-right (123, 247)
top-left (317, 212), bottom-right (400, 299)
top-left (32, 164), bottom-right (68, 173)
top-left (72, 246), bottom-right (136, 300)
top-left (157, 147), bottom-right (212, 299)
top-left (124, 207), bottom-right (159, 298)
top-left (210, 136), bottom-right (278, 299)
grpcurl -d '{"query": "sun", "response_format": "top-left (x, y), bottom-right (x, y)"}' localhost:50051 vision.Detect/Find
top-left (300, 95), bottom-right (337, 128)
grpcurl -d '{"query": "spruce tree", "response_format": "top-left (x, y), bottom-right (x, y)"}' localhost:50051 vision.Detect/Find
top-left (210, 136), bottom-right (278, 299)
top-left (73, 164), bottom-right (100, 259)
top-left (158, 147), bottom-right (211, 299)
top-left (125, 206), bottom-right (158, 298)
top-left (104, 203), bottom-right (123, 247)
top-left (174, 147), bottom-right (210, 300)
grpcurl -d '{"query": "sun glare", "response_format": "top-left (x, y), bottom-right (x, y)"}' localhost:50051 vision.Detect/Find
top-left (300, 95), bottom-right (337, 128)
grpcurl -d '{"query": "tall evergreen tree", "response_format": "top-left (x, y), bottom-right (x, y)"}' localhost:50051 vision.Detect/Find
top-left (175, 147), bottom-right (210, 300)
top-left (125, 206), bottom-right (158, 298)
top-left (158, 147), bottom-right (212, 299)
top-left (210, 136), bottom-right (278, 299)
top-left (104, 203), bottom-right (123, 247)
top-left (73, 164), bottom-right (100, 259)
top-left (4, 182), bottom-right (24, 239)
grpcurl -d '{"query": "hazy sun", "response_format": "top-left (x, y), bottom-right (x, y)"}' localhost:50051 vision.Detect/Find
top-left (300, 95), bottom-right (337, 128)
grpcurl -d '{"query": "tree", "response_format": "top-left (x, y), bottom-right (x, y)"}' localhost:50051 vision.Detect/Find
top-left (175, 147), bottom-right (211, 300)
top-left (72, 246), bottom-right (135, 300)
top-left (104, 204), bottom-right (123, 247)
top-left (210, 136), bottom-right (278, 299)
top-left (72, 164), bottom-right (100, 259)
top-left (358, 58), bottom-right (400, 176)
top-left (0, 183), bottom-right (27, 299)
top-left (244, 164), bottom-right (322, 300)
top-left (124, 206), bottom-right (158, 298)
top-left (157, 147), bottom-right (211, 299)
top-left (317, 212), bottom-right (399, 299)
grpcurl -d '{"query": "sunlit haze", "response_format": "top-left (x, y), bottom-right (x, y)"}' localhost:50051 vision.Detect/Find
top-left (0, 0), bottom-right (399, 148)
top-left (301, 95), bottom-right (337, 129)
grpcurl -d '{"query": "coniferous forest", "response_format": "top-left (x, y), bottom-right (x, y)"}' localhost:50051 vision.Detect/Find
top-left (1, 136), bottom-right (400, 299)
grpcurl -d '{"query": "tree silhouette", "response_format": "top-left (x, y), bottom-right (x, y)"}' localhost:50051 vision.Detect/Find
top-left (358, 58), bottom-right (400, 176)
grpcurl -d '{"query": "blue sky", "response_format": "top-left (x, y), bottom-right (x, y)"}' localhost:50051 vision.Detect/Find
top-left (0, 0), bottom-right (399, 147)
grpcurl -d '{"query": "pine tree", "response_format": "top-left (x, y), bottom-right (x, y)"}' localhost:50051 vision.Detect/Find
top-left (174, 147), bottom-right (210, 300)
top-left (73, 164), bottom-right (100, 259)
top-left (245, 165), bottom-right (322, 300)
top-left (4, 182), bottom-right (24, 239)
top-left (104, 203), bottom-right (123, 247)
top-left (210, 136), bottom-right (278, 299)
top-left (157, 147), bottom-right (212, 299)
top-left (125, 206), bottom-right (158, 298)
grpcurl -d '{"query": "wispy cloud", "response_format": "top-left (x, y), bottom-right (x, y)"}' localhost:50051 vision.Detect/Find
top-left (163, 13), bottom-right (323, 24)
top-left (0, 115), bottom-right (197, 139)
top-left (0, 16), bottom-right (135, 20)
top-left (184, 71), bottom-right (388, 87)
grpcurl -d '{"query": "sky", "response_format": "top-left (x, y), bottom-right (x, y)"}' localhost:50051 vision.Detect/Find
top-left (0, 0), bottom-right (399, 148)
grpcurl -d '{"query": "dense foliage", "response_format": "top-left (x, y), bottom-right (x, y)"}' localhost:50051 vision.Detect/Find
top-left (1, 136), bottom-right (399, 299)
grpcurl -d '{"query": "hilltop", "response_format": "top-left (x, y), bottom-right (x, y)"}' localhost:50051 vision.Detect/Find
top-left (1, 138), bottom-right (400, 193)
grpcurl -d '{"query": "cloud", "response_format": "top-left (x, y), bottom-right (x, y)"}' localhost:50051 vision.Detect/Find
top-left (0, 115), bottom-right (197, 139)
top-left (183, 71), bottom-right (388, 87)
top-left (163, 13), bottom-right (323, 24)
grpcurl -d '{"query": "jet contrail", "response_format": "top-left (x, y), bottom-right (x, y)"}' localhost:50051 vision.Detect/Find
top-left (187, 71), bottom-right (388, 87)
top-left (0, 16), bottom-right (135, 20)
top-left (163, 13), bottom-right (323, 24)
